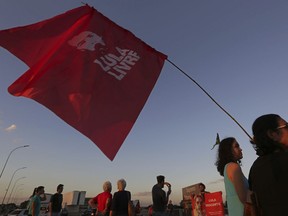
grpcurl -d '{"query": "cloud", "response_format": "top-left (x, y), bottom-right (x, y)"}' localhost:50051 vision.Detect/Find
top-left (133, 191), bottom-right (151, 197)
top-left (12, 138), bottom-right (23, 144)
top-left (5, 124), bottom-right (17, 132)
top-left (208, 179), bottom-right (224, 185)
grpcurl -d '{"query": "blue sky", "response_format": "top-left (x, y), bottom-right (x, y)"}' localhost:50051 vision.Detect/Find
top-left (1, 0), bottom-right (288, 206)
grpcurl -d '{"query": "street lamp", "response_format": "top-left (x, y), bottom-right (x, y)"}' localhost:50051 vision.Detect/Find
top-left (1, 167), bottom-right (27, 204)
top-left (7, 178), bottom-right (25, 204)
top-left (12, 188), bottom-right (23, 205)
top-left (4, 176), bottom-right (26, 204)
top-left (0, 145), bottom-right (29, 180)
top-left (10, 184), bottom-right (24, 203)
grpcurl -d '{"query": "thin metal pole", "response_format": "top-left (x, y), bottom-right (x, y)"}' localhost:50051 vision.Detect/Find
top-left (10, 184), bottom-right (24, 204)
top-left (1, 167), bottom-right (26, 205)
top-left (7, 178), bottom-right (25, 204)
top-left (12, 188), bottom-right (23, 204)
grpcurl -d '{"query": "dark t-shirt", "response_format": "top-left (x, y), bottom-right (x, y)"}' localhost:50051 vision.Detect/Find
top-left (152, 184), bottom-right (167, 212)
top-left (111, 190), bottom-right (131, 215)
top-left (50, 193), bottom-right (63, 213)
top-left (249, 151), bottom-right (288, 216)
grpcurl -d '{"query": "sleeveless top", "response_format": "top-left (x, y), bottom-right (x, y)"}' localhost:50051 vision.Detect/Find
top-left (224, 163), bottom-right (248, 216)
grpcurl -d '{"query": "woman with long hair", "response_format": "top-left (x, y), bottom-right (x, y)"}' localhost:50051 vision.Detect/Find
top-left (215, 137), bottom-right (249, 216)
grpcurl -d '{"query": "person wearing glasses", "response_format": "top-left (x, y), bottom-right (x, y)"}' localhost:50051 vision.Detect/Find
top-left (249, 114), bottom-right (288, 215)
top-left (215, 137), bottom-right (249, 216)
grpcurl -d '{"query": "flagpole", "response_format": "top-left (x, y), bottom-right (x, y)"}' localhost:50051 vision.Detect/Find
top-left (166, 58), bottom-right (252, 141)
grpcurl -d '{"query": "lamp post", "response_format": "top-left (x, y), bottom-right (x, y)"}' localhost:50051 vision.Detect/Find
top-left (1, 167), bottom-right (27, 205)
top-left (0, 145), bottom-right (29, 180)
top-left (10, 183), bottom-right (24, 204)
top-left (12, 188), bottom-right (23, 205)
top-left (7, 178), bottom-right (26, 204)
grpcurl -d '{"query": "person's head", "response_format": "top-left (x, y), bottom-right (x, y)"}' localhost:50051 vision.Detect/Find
top-left (103, 181), bottom-right (112, 192)
top-left (57, 184), bottom-right (64, 193)
top-left (36, 186), bottom-right (45, 195)
top-left (117, 179), bottom-right (126, 191)
top-left (251, 114), bottom-right (288, 156)
top-left (215, 137), bottom-right (242, 176)
top-left (199, 183), bottom-right (206, 192)
top-left (156, 175), bottom-right (165, 188)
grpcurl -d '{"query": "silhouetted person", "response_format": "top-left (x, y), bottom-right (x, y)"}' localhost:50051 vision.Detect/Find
top-left (49, 184), bottom-right (64, 216)
top-left (152, 175), bottom-right (171, 216)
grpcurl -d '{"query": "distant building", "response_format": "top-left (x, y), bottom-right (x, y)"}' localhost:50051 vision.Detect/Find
top-left (63, 191), bottom-right (86, 216)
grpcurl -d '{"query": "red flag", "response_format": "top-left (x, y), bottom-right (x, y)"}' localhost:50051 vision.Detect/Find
top-left (0, 5), bottom-right (167, 160)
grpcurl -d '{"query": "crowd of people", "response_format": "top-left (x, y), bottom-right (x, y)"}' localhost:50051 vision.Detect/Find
top-left (215, 113), bottom-right (288, 216)
top-left (27, 113), bottom-right (288, 216)
top-left (88, 176), bottom-right (170, 216)
top-left (27, 176), bottom-right (171, 216)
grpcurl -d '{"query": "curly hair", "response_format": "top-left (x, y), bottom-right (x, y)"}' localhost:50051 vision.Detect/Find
top-left (215, 137), bottom-right (241, 176)
top-left (251, 114), bottom-right (282, 156)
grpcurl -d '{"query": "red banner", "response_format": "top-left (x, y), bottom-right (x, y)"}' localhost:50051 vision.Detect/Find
top-left (0, 5), bottom-right (167, 160)
top-left (204, 192), bottom-right (224, 216)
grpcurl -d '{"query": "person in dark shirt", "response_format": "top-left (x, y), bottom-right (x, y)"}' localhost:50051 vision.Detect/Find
top-left (110, 179), bottom-right (131, 216)
top-left (152, 175), bottom-right (171, 216)
top-left (49, 184), bottom-right (64, 216)
top-left (249, 114), bottom-right (288, 216)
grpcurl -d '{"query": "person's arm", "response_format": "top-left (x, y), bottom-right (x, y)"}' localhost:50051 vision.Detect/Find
top-left (165, 183), bottom-right (172, 205)
top-left (128, 191), bottom-right (131, 201)
top-left (166, 192), bottom-right (171, 206)
top-left (88, 198), bottom-right (97, 209)
top-left (31, 200), bottom-right (35, 216)
top-left (227, 162), bottom-right (248, 204)
top-left (49, 202), bottom-right (52, 216)
top-left (103, 198), bottom-right (111, 214)
top-left (49, 195), bottom-right (54, 216)
top-left (109, 210), bottom-right (115, 216)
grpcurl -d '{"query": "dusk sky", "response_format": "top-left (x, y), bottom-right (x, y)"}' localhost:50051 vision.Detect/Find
top-left (1, 0), bottom-right (288, 206)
